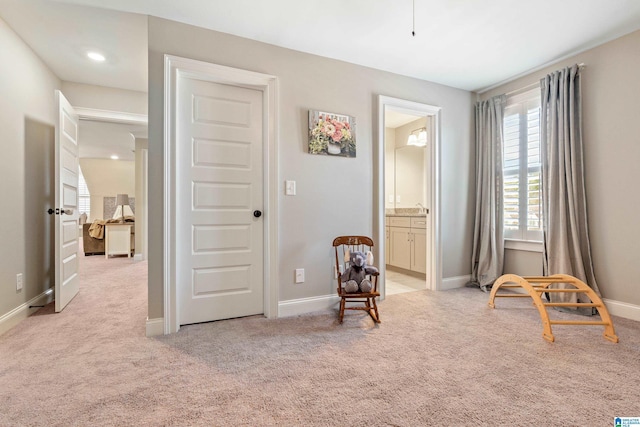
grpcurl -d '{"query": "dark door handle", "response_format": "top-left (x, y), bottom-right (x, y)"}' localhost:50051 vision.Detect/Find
top-left (47, 208), bottom-right (74, 215)
top-left (253, 210), bottom-right (262, 218)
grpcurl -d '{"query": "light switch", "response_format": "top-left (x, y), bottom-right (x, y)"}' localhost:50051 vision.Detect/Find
top-left (285, 180), bottom-right (296, 196)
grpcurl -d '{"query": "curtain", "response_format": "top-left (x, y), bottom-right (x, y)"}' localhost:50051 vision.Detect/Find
top-left (471, 95), bottom-right (506, 292)
top-left (540, 64), bottom-right (600, 304)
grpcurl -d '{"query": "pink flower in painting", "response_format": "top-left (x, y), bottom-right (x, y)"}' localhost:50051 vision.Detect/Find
top-left (323, 122), bottom-right (336, 135)
top-left (308, 111), bottom-right (355, 155)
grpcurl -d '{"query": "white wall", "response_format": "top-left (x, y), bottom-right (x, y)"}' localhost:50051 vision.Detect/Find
top-left (481, 29), bottom-right (640, 306)
top-left (0, 16), bottom-right (61, 323)
top-left (79, 159), bottom-right (135, 221)
top-left (147, 17), bottom-right (475, 319)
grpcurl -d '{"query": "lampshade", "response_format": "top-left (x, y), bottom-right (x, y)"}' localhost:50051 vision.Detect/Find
top-left (417, 129), bottom-right (428, 146)
top-left (116, 194), bottom-right (129, 206)
top-left (407, 128), bottom-right (427, 147)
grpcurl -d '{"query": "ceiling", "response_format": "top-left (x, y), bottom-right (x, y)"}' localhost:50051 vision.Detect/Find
top-left (79, 120), bottom-right (145, 161)
top-left (2, 0), bottom-right (640, 94)
top-left (385, 109), bottom-right (422, 129)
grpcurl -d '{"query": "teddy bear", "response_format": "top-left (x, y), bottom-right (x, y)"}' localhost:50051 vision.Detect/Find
top-left (340, 250), bottom-right (378, 293)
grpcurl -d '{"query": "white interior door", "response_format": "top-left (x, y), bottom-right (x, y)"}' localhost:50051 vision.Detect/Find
top-left (177, 76), bottom-right (264, 325)
top-left (54, 91), bottom-right (80, 312)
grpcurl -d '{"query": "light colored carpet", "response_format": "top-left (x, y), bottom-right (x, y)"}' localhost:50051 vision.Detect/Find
top-left (1, 252), bottom-right (640, 426)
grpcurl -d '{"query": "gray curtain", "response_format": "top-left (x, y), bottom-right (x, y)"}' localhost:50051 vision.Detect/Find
top-left (471, 95), bottom-right (506, 291)
top-left (540, 64), bottom-right (599, 304)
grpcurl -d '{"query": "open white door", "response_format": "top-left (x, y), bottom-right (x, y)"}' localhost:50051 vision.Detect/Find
top-left (54, 91), bottom-right (80, 312)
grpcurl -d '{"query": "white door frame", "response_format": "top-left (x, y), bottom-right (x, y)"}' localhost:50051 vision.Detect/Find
top-left (376, 95), bottom-right (442, 296)
top-left (163, 55), bottom-right (279, 334)
top-left (74, 107), bottom-right (149, 262)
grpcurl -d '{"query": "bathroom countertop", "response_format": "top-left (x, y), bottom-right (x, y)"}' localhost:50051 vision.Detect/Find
top-left (385, 211), bottom-right (427, 217)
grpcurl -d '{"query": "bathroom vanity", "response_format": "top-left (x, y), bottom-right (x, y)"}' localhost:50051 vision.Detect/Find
top-left (385, 213), bottom-right (427, 274)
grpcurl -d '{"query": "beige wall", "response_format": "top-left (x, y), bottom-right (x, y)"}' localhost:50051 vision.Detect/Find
top-left (0, 17), bottom-right (61, 320)
top-left (481, 29), bottom-right (640, 305)
top-left (61, 81), bottom-right (148, 116)
top-left (134, 138), bottom-right (148, 259)
top-left (148, 17), bottom-right (475, 319)
top-left (384, 128), bottom-right (395, 209)
top-left (80, 159), bottom-right (136, 221)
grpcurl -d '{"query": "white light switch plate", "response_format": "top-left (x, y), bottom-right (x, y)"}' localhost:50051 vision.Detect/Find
top-left (295, 268), bottom-right (304, 283)
top-left (285, 180), bottom-right (296, 196)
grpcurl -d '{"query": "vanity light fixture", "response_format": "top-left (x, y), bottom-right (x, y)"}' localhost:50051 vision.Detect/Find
top-left (87, 51), bottom-right (106, 62)
top-left (110, 154), bottom-right (119, 160)
top-left (407, 127), bottom-right (428, 147)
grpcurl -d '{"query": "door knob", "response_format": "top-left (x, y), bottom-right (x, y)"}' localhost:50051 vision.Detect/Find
top-left (253, 210), bottom-right (262, 218)
top-left (47, 208), bottom-right (74, 215)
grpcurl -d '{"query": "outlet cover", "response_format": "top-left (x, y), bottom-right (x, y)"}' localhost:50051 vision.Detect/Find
top-left (16, 273), bottom-right (23, 291)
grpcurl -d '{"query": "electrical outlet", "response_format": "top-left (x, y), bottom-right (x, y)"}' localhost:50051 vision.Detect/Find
top-left (295, 268), bottom-right (304, 283)
top-left (16, 273), bottom-right (23, 291)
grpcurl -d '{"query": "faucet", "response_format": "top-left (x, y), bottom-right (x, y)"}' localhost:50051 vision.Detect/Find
top-left (415, 203), bottom-right (426, 214)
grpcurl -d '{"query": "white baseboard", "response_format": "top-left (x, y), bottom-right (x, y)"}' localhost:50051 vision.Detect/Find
top-left (278, 294), bottom-right (340, 317)
top-left (441, 275), bottom-right (471, 291)
top-left (0, 287), bottom-right (54, 336)
top-left (146, 317), bottom-right (164, 337)
top-left (603, 299), bottom-right (640, 322)
top-left (133, 253), bottom-right (143, 262)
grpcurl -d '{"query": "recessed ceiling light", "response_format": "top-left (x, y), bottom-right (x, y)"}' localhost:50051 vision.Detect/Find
top-left (87, 51), bottom-right (106, 62)
top-left (110, 155), bottom-right (119, 160)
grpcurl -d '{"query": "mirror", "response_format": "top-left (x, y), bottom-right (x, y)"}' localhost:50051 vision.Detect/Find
top-left (394, 145), bottom-right (425, 208)
top-left (384, 113), bottom-right (427, 210)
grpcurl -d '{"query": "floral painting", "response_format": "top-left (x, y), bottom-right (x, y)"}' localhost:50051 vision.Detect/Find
top-left (308, 110), bottom-right (356, 157)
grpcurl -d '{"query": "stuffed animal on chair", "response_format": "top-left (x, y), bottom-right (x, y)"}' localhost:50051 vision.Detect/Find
top-left (341, 250), bottom-right (378, 293)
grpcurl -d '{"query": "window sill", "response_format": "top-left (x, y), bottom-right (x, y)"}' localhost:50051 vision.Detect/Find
top-left (504, 239), bottom-right (543, 253)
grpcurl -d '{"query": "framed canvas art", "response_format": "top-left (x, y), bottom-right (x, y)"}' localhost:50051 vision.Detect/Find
top-left (308, 110), bottom-right (356, 157)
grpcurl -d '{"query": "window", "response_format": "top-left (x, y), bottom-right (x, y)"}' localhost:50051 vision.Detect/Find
top-left (503, 89), bottom-right (542, 242)
top-left (78, 166), bottom-right (90, 219)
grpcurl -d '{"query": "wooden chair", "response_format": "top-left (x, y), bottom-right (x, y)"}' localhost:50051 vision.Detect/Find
top-left (333, 236), bottom-right (381, 324)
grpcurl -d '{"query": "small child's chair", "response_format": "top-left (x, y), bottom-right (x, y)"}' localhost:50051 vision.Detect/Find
top-left (333, 236), bottom-right (381, 324)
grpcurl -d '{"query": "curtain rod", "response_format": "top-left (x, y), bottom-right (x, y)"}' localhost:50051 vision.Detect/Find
top-left (480, 62), bottom-right (586, 95)
top-left (503, 63), bottom-right (586, 97)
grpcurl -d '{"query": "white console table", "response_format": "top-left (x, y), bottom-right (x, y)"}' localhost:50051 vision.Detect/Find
top-left (105, 223), bottom-right (132, 259)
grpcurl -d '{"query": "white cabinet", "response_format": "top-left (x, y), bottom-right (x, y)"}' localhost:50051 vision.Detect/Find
top-left (105, 223), bottom-right (132, 259)
top-left (386, 215), bottom-right (426, 274)
top-left (389, 225), bottom-right (411, 270)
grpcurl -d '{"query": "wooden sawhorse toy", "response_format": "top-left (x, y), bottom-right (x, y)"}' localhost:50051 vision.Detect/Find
top-left (488, 274), bottom-right (619, 343)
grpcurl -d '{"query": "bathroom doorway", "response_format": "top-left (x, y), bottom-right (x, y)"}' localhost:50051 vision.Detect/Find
top-left (375, 96), bottom-right (441, 298)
